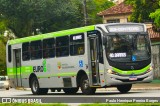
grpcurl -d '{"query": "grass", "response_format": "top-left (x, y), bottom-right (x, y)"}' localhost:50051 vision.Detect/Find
top-left (151, 79), bottom-right (160, 83)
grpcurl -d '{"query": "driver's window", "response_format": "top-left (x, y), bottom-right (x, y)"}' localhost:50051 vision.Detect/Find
top-left (137, 36), bottom-right (146, 50)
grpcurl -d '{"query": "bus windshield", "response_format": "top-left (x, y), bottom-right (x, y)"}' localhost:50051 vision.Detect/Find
top-left (106, 33), bottom-right (151, 62)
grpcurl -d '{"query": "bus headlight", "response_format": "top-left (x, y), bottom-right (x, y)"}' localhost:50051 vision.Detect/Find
top-left (107, 69), bottom-right (118, 75)
top-left (146, 66), bottom-right (153, 73)
top-left (150, 66), bottom-right (153, 71)
top-left (107, 69), bottom-right (112, 74)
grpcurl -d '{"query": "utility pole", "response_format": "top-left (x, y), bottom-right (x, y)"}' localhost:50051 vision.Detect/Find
top-left (83, 0), bottom-right (88, 26)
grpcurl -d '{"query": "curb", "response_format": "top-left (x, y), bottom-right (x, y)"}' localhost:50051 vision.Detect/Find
top-left (14, 83), bottom-right (160, 91)
top-left (97, 87), bottom-right (160, 91)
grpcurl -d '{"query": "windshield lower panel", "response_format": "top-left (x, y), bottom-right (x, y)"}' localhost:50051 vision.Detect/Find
top-left (106, 34), bottom-right (151, 62)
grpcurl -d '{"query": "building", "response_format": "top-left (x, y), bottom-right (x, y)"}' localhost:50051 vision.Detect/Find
top-left (97, 1), bottom-right (160, 41)
top-left (97, 1), bottom-right (132, 23)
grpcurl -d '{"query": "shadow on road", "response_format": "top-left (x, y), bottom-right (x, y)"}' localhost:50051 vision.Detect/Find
top-left (17, 91), bottom-right (143, 96)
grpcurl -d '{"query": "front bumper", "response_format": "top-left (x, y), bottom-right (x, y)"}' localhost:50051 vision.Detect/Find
top-left (105, 70), bottom-right (153, 86)
top-left (0, 83), bottom-right (9, 89)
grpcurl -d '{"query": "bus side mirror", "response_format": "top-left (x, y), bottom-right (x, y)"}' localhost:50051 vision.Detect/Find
top-left (103, 36), bottom-right (107, 45)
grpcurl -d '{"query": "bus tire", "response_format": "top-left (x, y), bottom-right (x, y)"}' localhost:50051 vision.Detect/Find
top-left (63, 88), bottom-right (79, 94)
top-left (117, 84), bottom-right (132, 93)
top-left (6, 87), bottom-right (9, 90)
top-left (80, 75), bottom-right (96, 95)
top-left (31, 77), bottom-right (48, 95)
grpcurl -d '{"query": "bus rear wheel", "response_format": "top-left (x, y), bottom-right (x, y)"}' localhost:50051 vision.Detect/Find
top-left (31, 77), bottom-right (48, 95)
top-left (63, 87), bottom-right (79, 94)
top-left (117, 84), bottom-right (132, 93)
top-left (6, 87), bottom-right (9, 90)
top-left (80, 75), bottom-right (96, 95)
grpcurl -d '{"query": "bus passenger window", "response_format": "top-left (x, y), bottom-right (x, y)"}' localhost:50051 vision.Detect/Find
top-left (70, 33), bottom-right (85, 56)
top-left (43, 38), bottom-right (55, 58)
top-left (78, 46), bottom-right (84, 55)
top-left (8, 45), bottom-right (12, 62)
top-left (56, 36), bottom-right (69, 57)
top-left (22, 43), bottom-right (30, 61)
top-left (30, 40), bottom-right (42, 60)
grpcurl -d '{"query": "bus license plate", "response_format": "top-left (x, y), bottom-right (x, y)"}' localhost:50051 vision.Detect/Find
top-left (129, 76), bottom-right (137, 81)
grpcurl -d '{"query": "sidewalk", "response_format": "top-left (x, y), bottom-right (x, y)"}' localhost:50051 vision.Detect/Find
top-left (16, 80), bottom-right (160, 91)
top-left (131, 79), bottom-right (160, 90)
top-left (97, 81), bottom-right (160, 91)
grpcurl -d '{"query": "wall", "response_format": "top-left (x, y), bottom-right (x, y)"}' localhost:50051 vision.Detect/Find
top-left (103, 14), bottom-right (131, 23)
top-left (151, 43), bottom-right (160, 79)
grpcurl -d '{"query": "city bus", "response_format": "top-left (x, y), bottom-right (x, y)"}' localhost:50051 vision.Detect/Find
top-left (6, 23), bottom-right (153, 95)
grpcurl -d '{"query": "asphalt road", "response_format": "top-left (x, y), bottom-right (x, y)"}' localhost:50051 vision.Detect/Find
top-left (0, 88), bottom-right (160, 97)
top-left (0, 88), bottom-right (160, 103)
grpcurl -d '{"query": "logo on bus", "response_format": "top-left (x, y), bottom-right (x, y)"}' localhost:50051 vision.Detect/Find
top-left (57, 62), bottom-right (62, 70)
top-left (33, 59), bottom-right (47, 72)
top-left (79, 60), bottom-right (83, 67)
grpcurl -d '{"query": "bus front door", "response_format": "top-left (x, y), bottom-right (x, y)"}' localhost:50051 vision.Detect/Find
top-left (88, 34), bottom-right (100, 86)
top-left (14, 49), bottom-right (22, 87)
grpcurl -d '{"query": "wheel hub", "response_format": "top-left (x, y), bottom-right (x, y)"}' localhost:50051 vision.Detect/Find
top-left (33, 80), bottom-right (38, 92)
top-left (83, 80), bottom-right (89, 89)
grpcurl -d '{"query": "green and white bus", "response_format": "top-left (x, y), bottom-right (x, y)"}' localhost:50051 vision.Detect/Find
top-left (6, 23), bottom-right (153, 95)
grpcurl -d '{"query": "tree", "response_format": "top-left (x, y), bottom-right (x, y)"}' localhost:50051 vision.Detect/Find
top-left (0, 0), bottom-right (115, 37)
top-left (125, 0), bottom-right (159, 22)
top-left (38, 0), bottom-right (83, 33)
top-left (150, 1), bottom-right (160, 28)
top-left (0, 36), bottom-right (7, 75)
top-left (87, 0), bottom-right (115, 25)
top-left (0, 0), bottom-right (84, 37)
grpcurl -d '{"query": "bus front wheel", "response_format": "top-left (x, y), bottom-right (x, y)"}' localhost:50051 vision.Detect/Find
top-left (117, 84), bottom-right (132, 93)
top-left (80, 75), bottom-right (96, 95)
top-left (31, 77), bottom-right (48, 95)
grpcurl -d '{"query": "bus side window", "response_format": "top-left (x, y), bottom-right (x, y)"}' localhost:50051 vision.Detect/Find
top-left (70, 33), bottom-right (85, 56)
top-left (30, 40), bottom-right (42, 60)
top-left (43, 38), bottom-right (55, 58)
top-left (22, 42), bottom-right (30, 61)
top-left (8, 45), bottom-right (12, 62)
top-left (78, 46), bottom-right (84, 55)
top-left (56, 36), bottom-right (69, 57)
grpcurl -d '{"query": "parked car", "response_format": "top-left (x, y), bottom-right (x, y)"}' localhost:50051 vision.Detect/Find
top-left (0, 76), bottom-right (9, 90)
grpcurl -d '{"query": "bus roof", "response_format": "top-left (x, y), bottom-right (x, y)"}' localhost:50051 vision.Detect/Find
top-left (8, 25), bottom-right (95, 45)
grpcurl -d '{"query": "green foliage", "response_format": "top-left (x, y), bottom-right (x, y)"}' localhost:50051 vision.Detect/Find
top-left (0, 36), bottom-right (7, 75)
top-left (0, 0), bottom-right (114, 38)
top-left (125, 0), bottom-right (160, 23)
top-left (87, 0), bottom-right (115, 24)
top-left (0, 20), bottom-right (7, 35)
top-left (150, 9), bottom-right (160, 27)
top-left (0, 0), bottom-right (83, 37)
top-left (150, 1), bottom-right (160, 27)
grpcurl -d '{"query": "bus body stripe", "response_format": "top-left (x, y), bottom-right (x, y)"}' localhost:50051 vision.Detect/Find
top-left (8, 25), bottom-right (95, 45)
top-left (7, 65), bottom-right (150, 78)
top-left (113, 65), bottom-right (150, 75)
